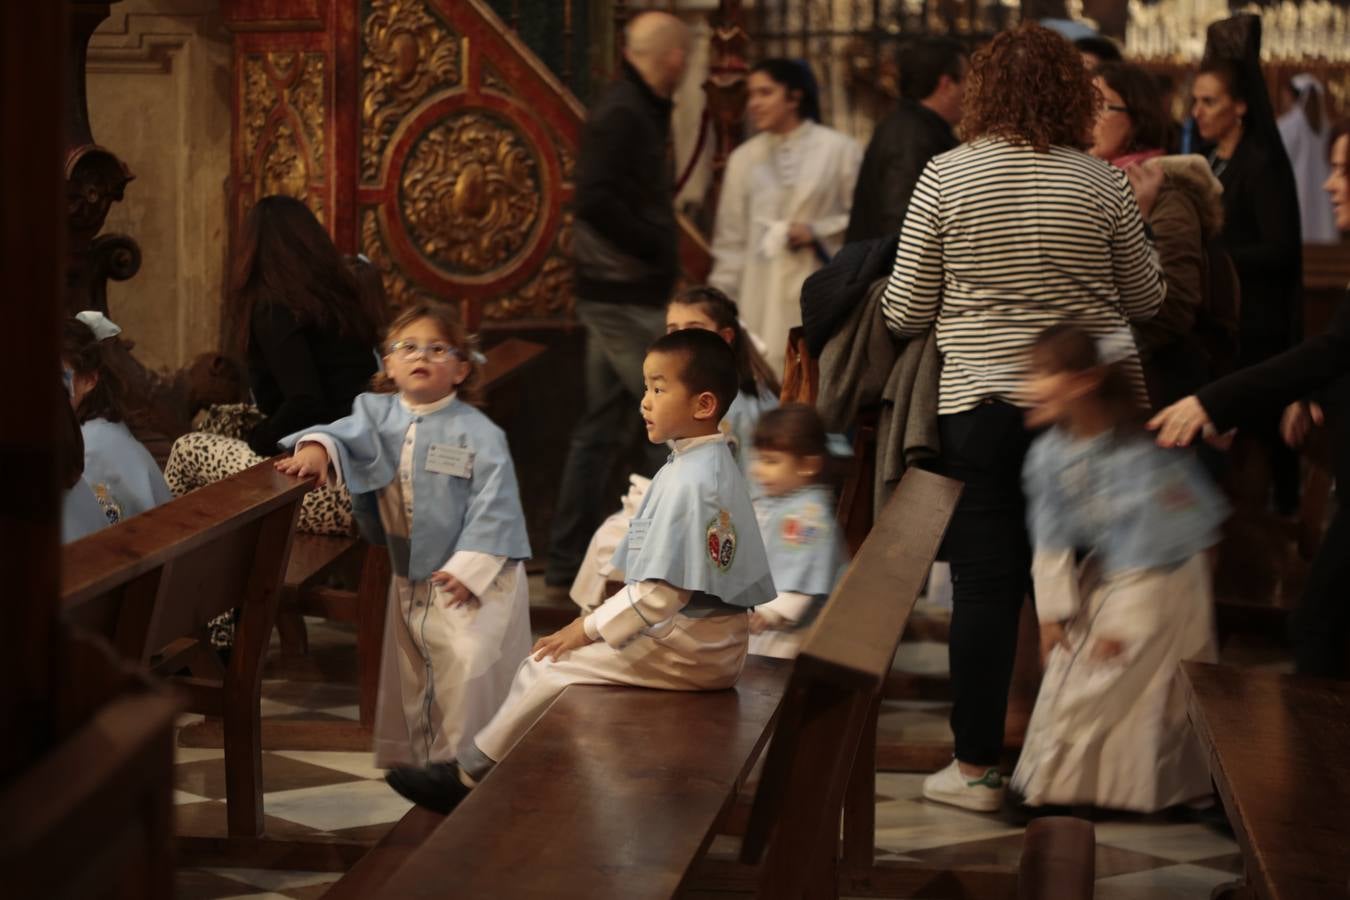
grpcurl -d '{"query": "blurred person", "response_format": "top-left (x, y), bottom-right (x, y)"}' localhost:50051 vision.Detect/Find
top-left (1278, 75), bottom-right (1340, 243)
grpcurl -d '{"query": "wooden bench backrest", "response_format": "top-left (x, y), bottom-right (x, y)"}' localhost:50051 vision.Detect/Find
top-left (62, 461), bottom-right (310, 660)
top-left (742, 467), bottom-right (962, 896)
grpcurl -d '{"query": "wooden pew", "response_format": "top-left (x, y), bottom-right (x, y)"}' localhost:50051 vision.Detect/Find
top-left (324, 467), bottom-right (968, 898)
top-left (1183, 662), bottom-right (1350, 900)
top-left (0, 634), bottom-right (181, 900)
top-left (58, 461), bottom-right (367, 866)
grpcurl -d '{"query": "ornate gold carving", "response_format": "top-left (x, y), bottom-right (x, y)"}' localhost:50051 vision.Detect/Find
top-left (269, 51), bottom-right (298, 81)
top-left (556, 141), bottom-right (575, 184)
top-left (482, 61), bottom-right (511, 95)
top-left (242, 54), bottom-right (276, 179)
top-left (293, 53), bottom-right (326, 178)
top-left (361, 0), bottom-right (462, 183)
top-left (400, 111), bottom-right (541, 276)
top-left (361, 208), bottom-right (444, 310)
top-left (484, 215), bottom-right (574, 320)
top-left (259, 121), bottom-right (310, 202)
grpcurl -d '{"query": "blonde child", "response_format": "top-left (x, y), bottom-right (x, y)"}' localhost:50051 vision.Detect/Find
top-left (747, 404), bottom-right (848, 659)
top-left (1011, 324), bottom-right (1227, 812)
top-left (276, 302), bottom-right (532, 771)
top-left (384, 327), bottom-right (776, 813)
top-left (570, 286), bottom-right (780, 612)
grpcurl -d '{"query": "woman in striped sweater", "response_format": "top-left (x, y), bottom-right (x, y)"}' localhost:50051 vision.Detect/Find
top-left (881, 23), bottom-right (1166, 813)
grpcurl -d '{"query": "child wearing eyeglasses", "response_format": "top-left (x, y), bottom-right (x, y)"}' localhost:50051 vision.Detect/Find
top-left (276, 301), bottom-right (533, 773)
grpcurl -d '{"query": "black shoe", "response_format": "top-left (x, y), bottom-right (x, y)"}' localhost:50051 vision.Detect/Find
top-left (385, 762), bottom-right (471, 814)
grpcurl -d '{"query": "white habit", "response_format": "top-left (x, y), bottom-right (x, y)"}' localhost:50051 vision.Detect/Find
top-left (710, 120), bottom-right (861, 373)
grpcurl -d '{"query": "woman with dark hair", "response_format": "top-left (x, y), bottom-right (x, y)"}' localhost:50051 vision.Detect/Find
top-left (1192, 50), bottom-right (1304, 511)
top-left (1152, 121), bottom-right (1350, 678)
top-left (1091, 62), bottom-right (1229, 408)
top-left (710, 57), bottom-right (861, 373)
top-left (882, 23), bottom-right (1165, 812)
top-left (166, 195), bottom-right (387, 541)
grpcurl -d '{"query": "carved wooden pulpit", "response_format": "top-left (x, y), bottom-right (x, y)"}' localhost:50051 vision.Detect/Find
top-left (222, 0), bottom-right (585, 332)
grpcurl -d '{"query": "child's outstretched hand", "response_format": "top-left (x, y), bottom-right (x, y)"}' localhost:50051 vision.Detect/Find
top-left (748, 610), bottom-right (784, 634)
top-left (1039, 622), bottom-right (1071, 666)
top-left (532, 617), bottom-right (592, 662)
top-left (275, 443), bottom-right (331, 486)
top-left (430, 571), bottom-right (478, 609)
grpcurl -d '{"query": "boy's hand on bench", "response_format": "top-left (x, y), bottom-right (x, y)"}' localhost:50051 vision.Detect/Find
top-left (276, 444), bottom-right (331, 486)
top-left (532, 618), bottom-right (592, 662)
top-left (430, 572), bottom-right (478, 609)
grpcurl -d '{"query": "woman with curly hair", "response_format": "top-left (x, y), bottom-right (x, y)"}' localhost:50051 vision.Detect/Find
top-left (881, 23), bottom-right (1166, 812)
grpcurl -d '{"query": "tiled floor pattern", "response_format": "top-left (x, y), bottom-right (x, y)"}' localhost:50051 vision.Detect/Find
top-left (174, 590), bottom-right (1250, 899)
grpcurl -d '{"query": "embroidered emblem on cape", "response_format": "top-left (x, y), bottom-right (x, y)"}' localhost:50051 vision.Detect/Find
top-left (706, 509), bottom-right (737, 572)
top-left (781, 502), bottom-right (824, 547)
top-left (92, 482), bottom-right (122, 525)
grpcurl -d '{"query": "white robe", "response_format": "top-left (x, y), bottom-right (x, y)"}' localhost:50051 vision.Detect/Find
top-left (1010, 551), bottom-right (1217, 812)
top-left (710, 121), bottom-right (862, 373)
top-left (1277, 82), bottom-right (1339, 244)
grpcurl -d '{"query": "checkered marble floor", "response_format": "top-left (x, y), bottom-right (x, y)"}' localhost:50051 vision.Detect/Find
top-left (173, 591), bottom-right (1253, 899)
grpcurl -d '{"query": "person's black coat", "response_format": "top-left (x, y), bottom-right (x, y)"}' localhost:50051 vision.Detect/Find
top-left (844, 99), bottom-right (956, 244)
top-left (1199, 290), bottom-right (1350, 484)
top-left (798, 234), bottom-right (898, 357)
top-left (572, 60), bottom-right (679, 307)
top-left (246, 301), bottom-right (377, 457)
top-left (1213, 136), bottom-right (1304, 363)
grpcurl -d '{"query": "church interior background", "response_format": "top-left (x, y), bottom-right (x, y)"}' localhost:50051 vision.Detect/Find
top-left (17, 0), bottom-right (1349, 896)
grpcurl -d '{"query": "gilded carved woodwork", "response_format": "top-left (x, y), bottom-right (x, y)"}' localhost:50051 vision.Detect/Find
top-left (361, 208), bottom-right (445, 308)
top-left (400, 111), bottom-right (542, 276)
top-left (484, 213), bottom-right (573, 320)
top-left (231, 0), bottom-right (583, 327)
top-left (241, 51), bottom-right (327, 212)
top-left (361, 0), bottom-right (462, 184)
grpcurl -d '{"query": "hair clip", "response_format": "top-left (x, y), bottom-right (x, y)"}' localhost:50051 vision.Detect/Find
top-left (76, 310), bottom-right (122, 341)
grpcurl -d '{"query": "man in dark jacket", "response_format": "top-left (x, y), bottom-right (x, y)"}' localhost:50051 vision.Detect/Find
top-left (546, 11), bottom-right (690, 588)
top-left (844, 38), bottom-right (965, 244)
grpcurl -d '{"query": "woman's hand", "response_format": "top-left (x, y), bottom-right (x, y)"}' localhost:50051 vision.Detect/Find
top-left (531, 617), bottom-right (592, 662)
top-left (275, 444), bottom-right (330, 486)
top-left (1125, 161), bottom-right (1164, 222)
top-left (1147, 396), bottom-right (1214, 448)
top-left (430, 571), bottom-right (478, 609)
top-left (1039, 622), bottom-right (1071, 665)
top-left (1280, 400), bottom-right (1324, 448)
top-left (786, 222), bottom-right (815, 250)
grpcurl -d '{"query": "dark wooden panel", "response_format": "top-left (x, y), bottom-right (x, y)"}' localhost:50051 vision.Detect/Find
top-left (1183, 663), bottom-right (1350, 900)
top-left (61, 462), bottom-right (312, 606)
top-left (369, 657), bottom-right (791, 900)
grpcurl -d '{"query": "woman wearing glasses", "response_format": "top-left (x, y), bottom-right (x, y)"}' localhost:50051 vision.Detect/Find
top-left (1090, 62), bottom-right (1230, 409)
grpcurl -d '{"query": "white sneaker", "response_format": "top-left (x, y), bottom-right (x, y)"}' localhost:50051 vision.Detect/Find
top-left (922, 760), bottom-right (1006, 812)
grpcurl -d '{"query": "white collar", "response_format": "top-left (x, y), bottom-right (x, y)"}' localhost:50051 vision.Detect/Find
top-left (400, 391), bottom-right (457, 417)
top-left (668, 432), bottom-right (727, 455)
top-left (769, 119), bottom-right (812, 147)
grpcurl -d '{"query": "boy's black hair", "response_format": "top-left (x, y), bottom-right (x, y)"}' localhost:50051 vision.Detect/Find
top-left (647, 328), bottom-right (739, 422)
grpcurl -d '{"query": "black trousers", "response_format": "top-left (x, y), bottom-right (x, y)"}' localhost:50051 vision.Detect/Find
top-left (936, 401), bottom-right (1034, 766)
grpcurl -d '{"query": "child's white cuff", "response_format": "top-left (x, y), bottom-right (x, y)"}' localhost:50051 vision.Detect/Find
top-left (295, 433), bottom-right (344, 488)
top-left (437, 551), bottom-right (506, 599)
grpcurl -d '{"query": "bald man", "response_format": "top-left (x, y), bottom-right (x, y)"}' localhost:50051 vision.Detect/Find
top-left (546, 12), bottom-right (692, 589)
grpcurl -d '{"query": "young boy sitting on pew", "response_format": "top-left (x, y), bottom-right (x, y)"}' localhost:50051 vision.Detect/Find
top-left (386, 327), bottom-right (777, 813)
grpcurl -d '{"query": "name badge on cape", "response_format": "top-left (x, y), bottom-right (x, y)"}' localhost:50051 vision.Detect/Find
top-left (627, 518), bottom-right (651, 550)
top-left (426, 443), bottom-right (474, 478)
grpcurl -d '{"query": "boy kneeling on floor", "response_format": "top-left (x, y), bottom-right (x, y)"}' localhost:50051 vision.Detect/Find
top-left (386, 327), bottom-right (777, 812)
